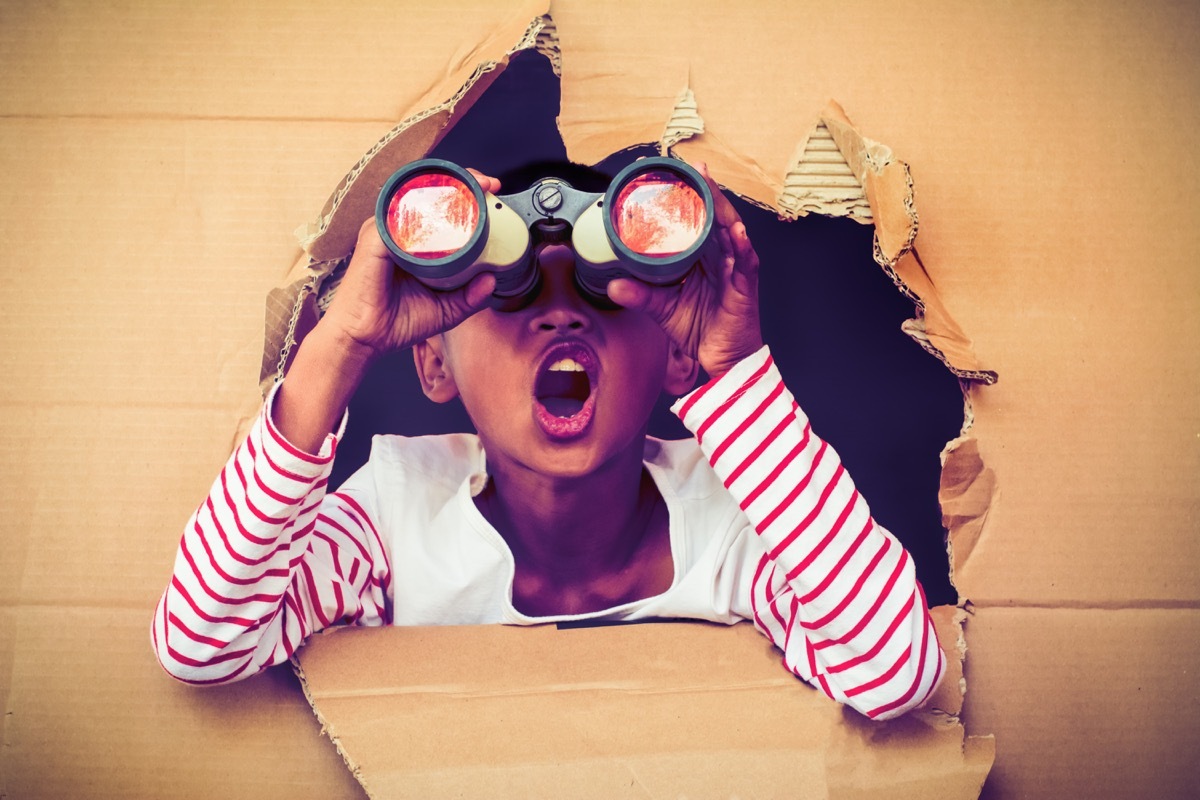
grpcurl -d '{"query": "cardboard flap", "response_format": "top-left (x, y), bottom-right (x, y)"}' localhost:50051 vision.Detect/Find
top-left (940, 436), bottom-right (998, 595)
top-left (295, 621), bottom-right (992, 799)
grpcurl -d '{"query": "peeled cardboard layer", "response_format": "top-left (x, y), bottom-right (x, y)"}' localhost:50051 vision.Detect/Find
top-left (296, 621), bottom-right (992, 800)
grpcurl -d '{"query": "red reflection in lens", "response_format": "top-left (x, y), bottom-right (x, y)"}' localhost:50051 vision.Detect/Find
top-left (612, 171), bottom-right (706, 257)
top-left (385, 172), bottom-right (479, 259)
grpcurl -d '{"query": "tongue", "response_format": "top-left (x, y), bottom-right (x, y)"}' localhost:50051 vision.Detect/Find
top-left (536, 371), bottom-right (590, 418)
top-left (540, 397), bottom-right (585, 418)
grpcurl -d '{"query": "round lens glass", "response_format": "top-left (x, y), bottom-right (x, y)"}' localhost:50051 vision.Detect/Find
top-left (612, 171), bottom-right (706, 257)
top-left (385, 172), bottom-right (480, 259)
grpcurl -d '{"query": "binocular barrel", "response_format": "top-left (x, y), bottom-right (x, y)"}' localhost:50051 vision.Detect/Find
top-left (374, 156), bottom-right (716, 310)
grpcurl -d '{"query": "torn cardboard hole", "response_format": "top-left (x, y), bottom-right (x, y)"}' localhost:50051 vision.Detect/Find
top-left (255, 14), bottom-right (997, 799)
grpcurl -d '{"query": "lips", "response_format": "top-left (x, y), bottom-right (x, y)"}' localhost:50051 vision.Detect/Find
top-left (532, 341), bottom-right (598, 440)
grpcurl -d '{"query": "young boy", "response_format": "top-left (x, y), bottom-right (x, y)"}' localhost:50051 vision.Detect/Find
top-left (152, 163), bottom-right (944, 720)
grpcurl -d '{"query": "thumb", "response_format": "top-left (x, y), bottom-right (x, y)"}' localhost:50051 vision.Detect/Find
top-left (462, 271), bottom-right (497, 310)
top-left (606, 277), bottom-right (655, 312)
top-left (435, 271), bottom-right (497, 329)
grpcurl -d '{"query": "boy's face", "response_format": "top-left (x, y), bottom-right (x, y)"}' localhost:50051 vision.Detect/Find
top-left (416, 245), bottom-right (696, 480)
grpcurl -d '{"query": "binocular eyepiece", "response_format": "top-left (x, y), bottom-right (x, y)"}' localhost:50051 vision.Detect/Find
top-left (374, 156), bottom-right (717, 311)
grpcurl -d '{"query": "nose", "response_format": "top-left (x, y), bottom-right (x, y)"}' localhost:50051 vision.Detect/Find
top-left (526, 244), bottom-right (592, 334)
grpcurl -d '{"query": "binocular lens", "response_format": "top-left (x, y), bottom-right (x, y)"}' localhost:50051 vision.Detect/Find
top-left (384, 172), bottom-right (480, 259)
top-left (376, 157), bottom-right (713, 310)
top-left (611, 170), bottom-right (707, 257)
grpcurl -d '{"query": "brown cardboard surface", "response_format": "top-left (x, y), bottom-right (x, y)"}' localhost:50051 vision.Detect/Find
top-left (0, 0), bottom-right (549, 122)
top-left (2, 608), bottom-right (361, 799)
top-left (963, 606), bottom-right (1200, 799)
top-left (296, 621), bottom-right (993, 800)
top-left (0, 4), bottom-right (447, 793)
top-left (3, 0), bottom-right (1199, 797)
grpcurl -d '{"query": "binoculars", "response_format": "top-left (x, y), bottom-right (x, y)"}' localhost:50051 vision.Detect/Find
top-left (374, 156), bottom-right (717, 310)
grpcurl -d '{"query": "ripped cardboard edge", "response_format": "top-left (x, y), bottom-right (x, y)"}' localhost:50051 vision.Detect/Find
top-left (290, 647), bottom-right (374, 799)
top-left (670, 97), bottom-right (995, 385)
top-left (254, 0), bottom-right (999, 680)
top-left (818, 100), bottom-right (997, 385)
top-left (291, 622), bottom-right (994, 800)
top-left (287, 610), bottom-right (987, 800)
top-left (939, 435), bottom-right (997, 594)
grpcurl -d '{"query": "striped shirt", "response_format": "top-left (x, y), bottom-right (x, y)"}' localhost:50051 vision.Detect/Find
top-left (152, 346), bottom-right (944, 719)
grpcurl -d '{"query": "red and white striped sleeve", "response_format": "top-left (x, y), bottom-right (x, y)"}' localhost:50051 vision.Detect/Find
top-left (673, 346), bottom-right (944, 720)
top-left (151, 388), bottom-right (391, 685)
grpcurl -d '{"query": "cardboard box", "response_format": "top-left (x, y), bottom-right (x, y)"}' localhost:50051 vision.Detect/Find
top-left (2, 1), bottom-right (1197, 798)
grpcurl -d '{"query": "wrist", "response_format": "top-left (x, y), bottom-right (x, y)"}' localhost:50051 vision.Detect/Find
top-left (701, 334), bottom-right (764, 380)
top-left (307, 322), bottom-right (380, 382)
top-left (273, 323), bottom-right (375, 454)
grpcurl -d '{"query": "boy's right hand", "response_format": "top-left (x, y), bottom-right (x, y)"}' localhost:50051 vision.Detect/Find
top-left (320, 170), bottom-right (500, 367)
top-left (273, 169), bottom-right (499, 453)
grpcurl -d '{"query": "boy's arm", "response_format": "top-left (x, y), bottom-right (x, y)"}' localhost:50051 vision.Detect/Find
top-left (153, 182), bottom-right (501, 684)
top-left (614, 162), bottom-right (940, 719)
top-left (673, 349), bottom-right (944, 720)
top-left (151, 387), bottom-right (391, 684)
top-left (274, 216), bottom-right (497, 453)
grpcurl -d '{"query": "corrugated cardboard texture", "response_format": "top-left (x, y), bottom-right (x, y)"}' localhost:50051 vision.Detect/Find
top-left (2, 1), bottom-right (1197, 797)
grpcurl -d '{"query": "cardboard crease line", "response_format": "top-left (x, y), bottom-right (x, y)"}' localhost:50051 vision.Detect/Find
top-left (303, 677), bottom-right (801, 703)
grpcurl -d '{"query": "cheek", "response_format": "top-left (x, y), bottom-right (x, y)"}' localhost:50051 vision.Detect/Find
top-left (625, 319), bottom-right (671, 368)
top-left (609, 334), bottom-right (671, 399)
top-left (455, 360), bottom-right (521, 411)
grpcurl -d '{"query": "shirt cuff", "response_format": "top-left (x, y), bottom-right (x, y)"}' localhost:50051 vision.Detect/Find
top-left (671, 345), bottom-right (792, 431)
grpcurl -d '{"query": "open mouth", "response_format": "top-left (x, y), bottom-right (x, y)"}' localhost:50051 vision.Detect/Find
top-left (532, 343), bottom-right (597, 439)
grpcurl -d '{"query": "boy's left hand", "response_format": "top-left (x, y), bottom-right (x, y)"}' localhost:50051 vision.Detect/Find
top-left (606, 162), bottom-right (763, 380)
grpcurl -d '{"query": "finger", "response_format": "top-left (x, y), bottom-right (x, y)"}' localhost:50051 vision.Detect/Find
top-left (604, 277), bottom-right (653, 312)
top-left (424, 271), bottom-right (496, 335)
top-left (728, 221), bottom-right (760, 295)
top-left (445, 270), bottom-right (497, 318)
top-left (462, 271), bottom-right (497, 310)
top-left (696, 163), bottom-right (745, 235)
top-left (717, 225), bottom-right (734, 267)
top-left (730, 221), bottom-right (758, 270)
top-left (343, 217), bottom-right (401, 297)
top-left (355, 216), bottom-right (393, 261)
top-left (606, 277), bottom-right (684, 328)
top-left (466, 168), bottom-right (501, 195)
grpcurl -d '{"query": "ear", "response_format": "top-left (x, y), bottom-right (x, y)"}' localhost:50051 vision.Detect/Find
top-left (661, 343), bottom-right (700, 397)
top-left (413, 336), bottom-right (460, 403)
